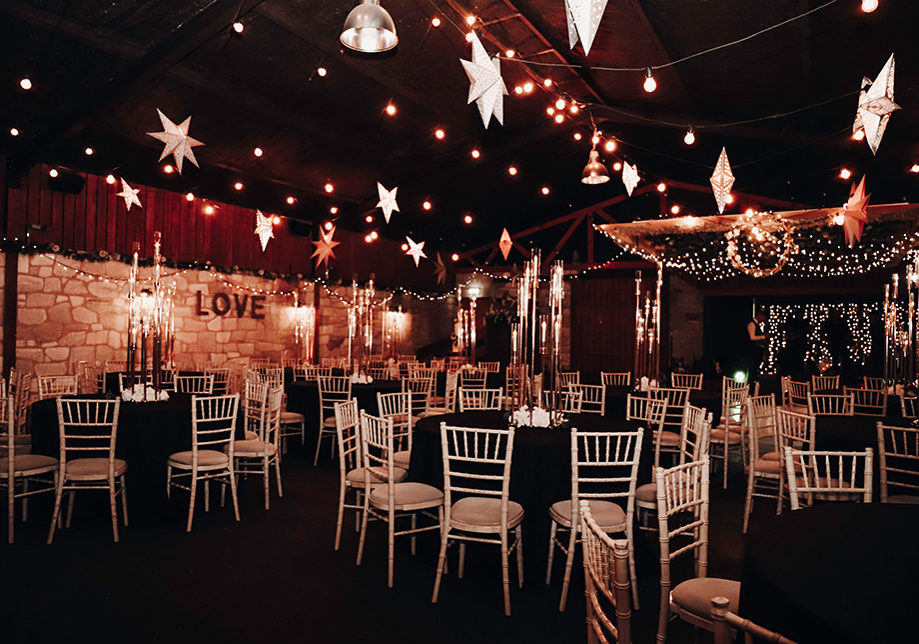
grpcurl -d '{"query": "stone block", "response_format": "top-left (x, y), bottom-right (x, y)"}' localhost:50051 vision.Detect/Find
top-left (71, 346), bottom-right (96, 365)
top-left (70, 296), bottom-right (84, 307)
top-left (18, 275), bottom-right (44, 293)
top-left (72, 307), bottom-right (99, 325)
top-left (207, 317), bottom-right (223, 331)
top-left (30, 323), bottom-right (63, 344)
top-left (86, 331), bottom-right (107, 345)
top-left (17, 348), bottom-right (44, 363)
top-left (87, 281), bottom-right (120, 298)
top-left (237, 318), bottom-right (257, 331)
top-left (26, 293), bottom-right (56, 309)
top-left (44, 278), bottom-right (62, 293)
top-left (38, 267), bottom-right (52, 277)
top-left (216, 332), bottom-right (230, 343)
top-left (107, 331), bottom-right (122, 349)
top-left (59, 331), bottom-right (88, 347)
top-left (19, 308), bottom-right (48, 325)
top-left (45, 347), bottom-right (70, 362)
top-left (34, 362), bottom-right (67, 377)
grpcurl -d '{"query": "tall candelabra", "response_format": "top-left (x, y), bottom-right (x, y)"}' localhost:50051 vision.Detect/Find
top-left (884, 257), bottom-right (919, 385)
top-left (455, 286), bottom-right (478, 365)
top-left (125, 232), bottom-right (170, 400)
top-left (633, 263), bottom-right (662, 387)
top-left (293, 291), bottom-right (316, 364)
top-left (347, 275), bottom-right (375, 374)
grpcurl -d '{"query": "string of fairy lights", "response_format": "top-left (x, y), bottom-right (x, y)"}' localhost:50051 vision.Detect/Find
top-left (762, 302), bottom-right (880, 374)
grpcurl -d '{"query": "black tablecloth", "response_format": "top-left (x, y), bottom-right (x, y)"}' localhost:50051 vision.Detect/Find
top-left (741, 503), bottom-right (919, 643)
top-left (604, 386), bottom-right (722, 420)
top-left (31, 394), bottom-right (242, 528)
top-left (411, 411), bottom-right (651, 546)
top-left (284, 380), bottom-right (401, 427)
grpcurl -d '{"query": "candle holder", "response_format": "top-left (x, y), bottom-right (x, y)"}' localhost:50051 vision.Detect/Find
top-left (633, 263), bottom-right (662, 388)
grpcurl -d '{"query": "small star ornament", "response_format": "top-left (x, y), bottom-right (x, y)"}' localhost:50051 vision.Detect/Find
top-left (853, 54), bottom-right (899, 155)
top-left (710, 148), bottom-right (734, 213)
top-left (116, 178), bottom-right (142, 211)
top-left (405, 236), bottom-right (427, 267)
top-left (311, 225), bottom-right (340, 268)
top-left (499, 228), bottom-right (513, 260)
top-left (433, 252), bottom-right (447, 286)
top-left (376, 182), bottom-right (400, 223)
top-left (146, 108), bottom-right (204, 174)
top-left (622, 162), bottom-right (639, 197)
top-left (460, 32), bottom-right (508, 129)
top-left (565, 0), bottom-right (609, 56)
top-left (838, 176), bottom-right (870, 247)
top-left (254, 210), bottom-right (274, 251)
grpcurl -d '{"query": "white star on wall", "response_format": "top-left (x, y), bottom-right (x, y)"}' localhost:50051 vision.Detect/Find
top-left (116, 178), bottom-right (142, 211)
top-left (405, 236), bottom-right (427, 267)
top-left (254, 210), bottom-right (274, 251)
top-left (377, 182), bottom-right (400, 223)
top-left (146, 108), bottom-right (204, 174)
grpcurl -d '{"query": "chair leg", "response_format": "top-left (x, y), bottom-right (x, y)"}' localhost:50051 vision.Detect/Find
top-left (558, 523), bottom-right (577, 610)
top-left (545, 520), bottom-right (558, 585)
top-left (8, 476), bottom-right (15, 544)
top-left (335, 485), bottom-right (346, 550)
top-left (166, 465), bottom-right (172, 498)
top-left (516, 524), bottom-right (524, 588)
top-left (120, 475), bottom-right (129, 526)
top-left (742, 472), bottom-right (755, 534)
top-left (501, 533), bottom-right (511, 616)
top-left (187, 474), bottom-right (198, 532)
top-left (388, 506), bottom-right (396, 588)
top-left (627, 524), bottom-right (640, 610)
top-left (657, 581), bottom-right (671, 643)
top-left (410, 513), bottom-right (417, 556)
top-left (65, 490), bottom-right (76, 528)
top-left (458, 542), bottom-right (466, 578)
top-left (432, 528), bottom-right (449, 604)
top-left (274, 458), bottom-right (283, 498)
top-left (204, 479), bottom-right (210, 513)
top-left (723, 442), bottom-right (729, 489)
top-left (356, 495), bottom-right (370, 566)
top-left (47, 473), bottom-right (64, 545)
top-left (313, 427), bottom-right (324, 466)
top-left (263, 460), bottom-right (270, 511)
top-left (109, 477), bottom-right (120, 543)
top-left (22, 478), bottom-right (28, 521)
top-left (228, 470), bottom-right (240, 522)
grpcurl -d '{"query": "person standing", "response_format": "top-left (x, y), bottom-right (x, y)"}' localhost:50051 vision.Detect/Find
top-left (747, 312), bottom-right (769, 381)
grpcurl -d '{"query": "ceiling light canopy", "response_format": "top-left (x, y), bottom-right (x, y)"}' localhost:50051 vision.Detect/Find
top-left (340, 0), bottom-right (398, 53)
top-left (581, 147), bottom-right (610, 185)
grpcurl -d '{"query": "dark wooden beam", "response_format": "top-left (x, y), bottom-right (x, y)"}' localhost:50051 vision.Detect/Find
top-left (8, 0), bottom-right (268, 176)
top-left (545, 212), bottom-right (586, 264)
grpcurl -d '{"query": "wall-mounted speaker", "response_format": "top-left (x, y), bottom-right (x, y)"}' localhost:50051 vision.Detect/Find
top-left (287, 219), bottom-right (313, 237)
top-left (49, 171), bottom-right (86, 194)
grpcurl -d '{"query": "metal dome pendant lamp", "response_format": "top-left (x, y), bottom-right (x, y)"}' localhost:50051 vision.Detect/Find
top-left (581, 144), bottom-right (610, 185)
top-left (340, 0), bottom-right (398, 53)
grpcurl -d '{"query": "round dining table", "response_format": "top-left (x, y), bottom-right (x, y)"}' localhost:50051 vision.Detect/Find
top-left (740, 503), bottom-right (919, 643)
top-left (284, 379), bottom-right (401, 427)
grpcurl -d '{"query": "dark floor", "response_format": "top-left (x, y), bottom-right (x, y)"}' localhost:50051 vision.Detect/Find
top-left (2, 440), bottom-right (757, 644)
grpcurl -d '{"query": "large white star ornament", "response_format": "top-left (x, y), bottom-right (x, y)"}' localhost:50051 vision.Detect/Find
top-left (116, 178), bottom-right (142, 211)
top-left (710, 148), bottom-right (735, 214)
top-left (146, 108), bottom-right (204, 174)
top-left (254, 211), bottom-right (274, 251)
top-left (311, 225), bottom-right (340, 268)
top-left (405, 236), bottom-right (427, 267)
top-left (460, 32), bottom-right (508, 129)
top-left (565, 0), bottom-right (609, 56)
top-left (621, 162), bottom-right (640, 197)
top-left (376, 182), bottom-right (400, 224)
top-left (852, 54), bottom-right (899, 155)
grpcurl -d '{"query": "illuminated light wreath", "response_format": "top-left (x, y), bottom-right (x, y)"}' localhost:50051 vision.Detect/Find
top-left (724, 213), bottom-right (798, 278)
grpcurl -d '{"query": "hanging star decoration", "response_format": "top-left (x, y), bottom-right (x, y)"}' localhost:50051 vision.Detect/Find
top-left (621, 162), bottom-right (639, 197)
top-left (853, 54), bottom-right (899, 155)
top-left (565, 0), bottom-right (609, 56)
top-left (376, 182), bottom-right (400, 224)
top-left (460, 32), bottom-right (508, 129)
top-left (837, 176), bottom-right (870, 247)
top-left (254, 210), bottom-right (274, 251)
top-left (405, 236), bottom-right (427, 267)
top-left (499, 228), bottom-right (513, 260)
top-left (146, 108), bottom-right (204, 174)
top-left (710, 148), bottom-right (735, 213)
top-left (116, 178), bottom-right (142, 211)
top-left (311, 225), bottom-right (340, 268)
top-left (433, 252), bottom-right (447, 286)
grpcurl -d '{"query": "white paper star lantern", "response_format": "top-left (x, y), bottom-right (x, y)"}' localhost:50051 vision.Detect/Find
top-left (405, 236), bottom-right (427, 267)
top-left (565, 0), bottom-right (609, 56)
top-left (622, 162), bottom-right (639, 197)
top-left (146, 108), bottom-right (204, 174)
top-left (852, 54), bottom-right (899, 155)
top-left (710, 148), bottom-right (734, 214)
top-left (460, 32), bottom-right (507, 129)
top-left (376, 182), bottom-right (400, 223)
top-left (499, 228), bottom-right (513, 260)
top-left (311, 225), bottom-right (340, 268)
top-left (254, 210), bottom-right (274, 251)
top-left (433, 252), bottom-right (447, 285)
top-left (116, 178), bottom-right (142, 211)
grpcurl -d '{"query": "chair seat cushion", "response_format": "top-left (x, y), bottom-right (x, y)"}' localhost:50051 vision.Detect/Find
top-left (888, 494), bottom-right (919, 504)
top-left (167, 450), bottom-right (228, 468)
top-left (709, 428), bottom-right (743, 443)
top-left (280, 411), bottom-right (304, 424)
top-left (549, 499), bottom-right (626, 531)
top-left (671, 577), bottom-right (741, 618)
top-left (229, 440), bottom-right (278, 457)
top-left (418, 409), bottom-right (446, 418)
top-left (244, 429), bottom-right (259, 440)
top-left (322, 417), bottom-right (336, 428)
top-left (65, 457), bottom-right (127, 479)
top-left (657, 430), bottom-right (681, 446)
top-left (450, 497), bottom-right (524, 532)
top-left (0, 454), bottom-right (58, 475)
top-left (635, 482), bottom-right (656, 504)
top-left (393, 450), bottom-right (411, 468)
top-left (761, 451), bottom-right (781, 461)
top-left (345, 466), bottom-right (407, 487)
top-left (369, 482), bottom-right (444, 510)
top-left (751, 458), bottom-right (783, 474)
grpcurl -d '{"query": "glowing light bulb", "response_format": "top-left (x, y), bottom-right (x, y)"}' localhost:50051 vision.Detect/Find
top-left (554, 114), bottom-right (564, 123)
top-left (591, 133), bottom-right (600, 145)
top-left (505, 50), bottom-right (515, 58)
top-left (432, 17), bottom-right (441, 27)
top-left (840, 168), bottom-right (852, 180)
top-left (385, 103), bottom-right (396, 116)
top-left (272, 216), bottom-right (280, 224)
top-left (435, 128), bottom-right (445, 140)
top-left (370, 231), bottom-right (378, 240)
top-left (861, 0), bottom-right (878, 13)
top-left (604, 140), bottom-right (616, 152)
top-left (464, 214), bottom-right (473, 224)
top-left (547, 107), bottom-right (555, 116)
top-left (541, 186), bottom-right (550, 195)
top-left (10, 127), bottom-right (19, 136)
top-left (523, 82), bottom-right (533, 93)
top-left (451, 253), bottom-right (459, 261)
top-left (365, 235), bottom-right (373, 243)
top-left (573, 133), bottom-right (582, 141)
top-left (684, 127), bottom-right (695, 145)
top-left (204, 205), bottom-right (215, 215)
top-left (163, 164), bottom-right (174, 174)
top-left (465, 32), bottom-right (474, 42)
top-left (852, 130), bottom-right (865, 141)
top-left (423, 201), bottom-right (432, 210)
top-left (725, 193), bottom-right (735, 204)
top-left (471, 149), bottom-right (480, 159)
top-left (613, 162), bottom-right (622, 171)
top-left (330, 206), bottom-right (338, 214)
top-left (569, 104), bottom-right (579, 114)
top-left (670, 205), bottom-right (680, 215)
top-left (466, 16), bottom-right (476, 25)
top-left (514, 86), bottom-right (524, 95)
top-left (186, 192), bottom-right (194, 201)
top-left (49, 168), bottom-right (58, 178)
top-left (324, 183), bottom-right (334, 193)
top-left (234, 182), bottom-right (244, 190)
top-left (833, 213), bottom-right (845, 225)
top-left (317, 67), bottom-right (327, 77)
top-left (105, 174), bottom-right (116, 184)
top-left (253, 147), bottom-right (263, 157)
top-left (365, 215), bottom-right (374, 223)
top-left (401, 243), bottom-right (409, 251)
top-left (84, 147), bottom-right (94, 156)
top-left (508, 166), bottom-right (518, 176)
top-left (911, 164), bottom-right (919, 174)
top-left (286, 196), bottom-right (295, 204)
top-left (555, 98), bottom-right (566, 110)
top-left (656, 182), bottom-right (666, 193)
top-left (643, 68), bottom-right (657, 93)
top-left (232, 21), bottom-right (244, 33)
top-left (324, 222), bottom-right (333, 231)
top-left (19, 77), bottom-right (31, 91)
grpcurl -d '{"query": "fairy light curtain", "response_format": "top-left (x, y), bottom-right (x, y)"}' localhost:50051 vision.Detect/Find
top-left (596, 203), bottom-right (919, 281)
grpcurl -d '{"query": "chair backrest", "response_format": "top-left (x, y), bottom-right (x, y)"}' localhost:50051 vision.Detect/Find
top-left (411, 366), bottom-right (437, 381)
top-left (259, 386), bottom-right (283, 445)
top-left (626, 394), bottom-right (666, 426)
top-left (377, 391), bottom-right (411, 422)
top-left (558, 388), bottom-right (583, 414)
top-left (10, 372), bottom-right (31, 431)
top-left (785, 379), bottom-right (810, 411)
top-left (441, 370), bottom-right (460, 413)
top-left (478, 361), bottom-right (501, 373)
top-left (876, 422), bottom-right (919, 502)
top-left (656, 457), bottom-right (711, 583)
top-left (721, 386), bottom-right (750, 429)
top-left (601, 371), bottom-right (631, 387)
top-left (205, 368), bottom-right (231, 395)
top-left (558, 371), bottom-right (580, 388)
top-left (863, 376), bottom-right (885, 390)
top-left (649, 387), bottom-right (689, 433)
top-left (459, 369), bottom-right (488, 389)
top-left (399, 361), bottom-right (424, 379)
top-left (568, 383), bottom-right (606, 415)
top-left (256, 367), bottom-right (284, 388)
top-left (191, 394), bottom-right (240, 462)
top-left (570, 427), bottom-right (643, 511)
top-left (402, 377), bottom-right (434, 416)
top-left (2, 396), bottom-right (19, 472)
top-left (80, 365), bottom-right (104, 394)
top-left (900, 395), bottom-right (919, 419)
top-left (580, 500), bottom-right (633, 644)
top-left (245, 379), bottom-right (269, 436)
top-left (430, 358), bottom-right (446, 372)
top-left (458, 387), bottom-right (504, 411)
top-left (55, 398), bottom-right (121, 467)
top-left (118, 373), bottom-right (153, 391)
top-left (775, 409), bottom-right (816, 457)
top-left (681, 405), bottom-right (711, 463)
top-left (671, 373), bottom-right (703, 390)
top-left (439, 423), bottom-right (515, 508)
top-left (710, 597), bottom-right (798, 644)
top-left (176, 374), bottom-right (215, 395)
top-left (845, 386), bottom-right (888, 416)
top-left (367, 367), bottom-right (391, 381)
top-left (318, 377), bottom-right (352, 419)
top-left (747, 394), bottom-right (776, 439)
top-left (360, 412), bottom-right (397, 485)
top-left (335, 399), bottom-right (361, 475)
top-left (807, 393), bottom-right (853, 416)
top-left (811, 374), bottom-right (839, 391)
top-left (104, 360), bottom-right (127, 373)
top-left (38, 375), bottom-right (78, 400)
top-left (784, 447), bottom-right (873, 509)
